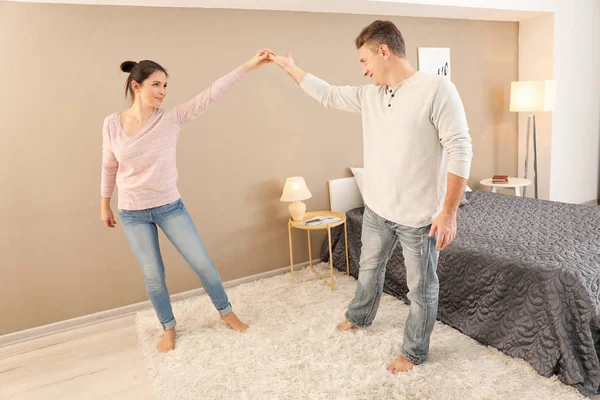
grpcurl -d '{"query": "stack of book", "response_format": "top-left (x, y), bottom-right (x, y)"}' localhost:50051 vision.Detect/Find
top-left (492, 175), bottom-right (509, 184)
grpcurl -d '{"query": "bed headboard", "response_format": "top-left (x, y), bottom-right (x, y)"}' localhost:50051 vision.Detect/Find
top-left (328, 177), bottom-right (364, 214)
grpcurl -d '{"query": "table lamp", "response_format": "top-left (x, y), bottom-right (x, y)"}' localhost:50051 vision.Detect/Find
top-left (280, 176), bottom-right (312, 221)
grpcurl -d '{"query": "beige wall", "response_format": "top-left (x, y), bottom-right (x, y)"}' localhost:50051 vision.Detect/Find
top-left (0, 2), bottom-right (518, 335)
top-left (518, 14), bottom-right (554, 200)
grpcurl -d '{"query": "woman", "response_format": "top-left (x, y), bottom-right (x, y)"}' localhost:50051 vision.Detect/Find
top-left (100, 50), bottom-right (273, 352)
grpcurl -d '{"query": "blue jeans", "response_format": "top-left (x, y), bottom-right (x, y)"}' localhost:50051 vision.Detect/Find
top-left (119, 199), bottom-right (232, 330)
top-left (346, 206), bottom-right (440, 365)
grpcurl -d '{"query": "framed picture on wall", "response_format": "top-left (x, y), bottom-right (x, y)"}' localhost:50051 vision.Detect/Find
top-left (417, 47), bottom-right (451, 79)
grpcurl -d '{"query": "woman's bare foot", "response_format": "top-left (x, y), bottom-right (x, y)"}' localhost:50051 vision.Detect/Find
top-left (336, 320), bottom-right (357, 331)
top-left (220, 312), bottom-right (249, 332)
top-left (157, 328), bottom-right (176, 353)
top-left (387, 354), bottom-right (415, 374)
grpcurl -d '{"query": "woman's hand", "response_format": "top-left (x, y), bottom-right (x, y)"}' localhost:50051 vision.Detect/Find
top-left (242, 49), bottom-right (275, 72)
top-left (101, 206), bottom-right (117, 228)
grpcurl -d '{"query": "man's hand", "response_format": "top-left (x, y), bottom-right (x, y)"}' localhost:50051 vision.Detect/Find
top-left (429, 210), bottom-right (457, 250)
top-left (430, 173), bottom-right (466, 250)
top-left (268, 52), bottom-right (306, 84)
top-left (268, 52), bottom-right (295, 71)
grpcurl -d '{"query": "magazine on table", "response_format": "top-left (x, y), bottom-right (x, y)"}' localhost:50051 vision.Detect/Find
top-left (301, 216), bottom-right (342, 226)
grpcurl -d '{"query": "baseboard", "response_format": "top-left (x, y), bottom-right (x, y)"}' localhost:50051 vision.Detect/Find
top-left (0, 259), bottom-right (322, 348)
top-left (580, 199), bottom-right (599, 206)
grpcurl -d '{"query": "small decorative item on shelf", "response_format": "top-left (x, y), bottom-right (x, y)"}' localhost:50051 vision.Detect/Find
top-left (492, 175), bottom-right (509, 184)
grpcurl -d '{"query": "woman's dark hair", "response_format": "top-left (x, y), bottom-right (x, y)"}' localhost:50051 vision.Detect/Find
top-left (120, 60), bottom-right (168, 101)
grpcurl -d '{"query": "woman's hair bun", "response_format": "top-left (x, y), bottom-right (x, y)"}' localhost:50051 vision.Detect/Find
top-left (120, 61), bottom-right (137, 73)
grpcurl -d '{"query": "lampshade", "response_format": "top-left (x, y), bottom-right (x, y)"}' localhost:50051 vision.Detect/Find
top-left (280, 177), bottom-right (312, 202)
top-left (510, 80), bottom-right (556, 112)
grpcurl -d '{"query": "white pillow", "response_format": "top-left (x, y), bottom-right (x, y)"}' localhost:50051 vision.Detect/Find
top-left (350, 167), bottom-right (365, 198)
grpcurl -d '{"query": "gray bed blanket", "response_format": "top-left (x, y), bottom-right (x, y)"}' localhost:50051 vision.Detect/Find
top-left (321, 190), bottom-right (600, 395)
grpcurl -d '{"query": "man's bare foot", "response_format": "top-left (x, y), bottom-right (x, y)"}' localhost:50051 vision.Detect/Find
top-left (387, 354), bottom-right (416, 374)
top-left (157, 328), bottom-right (176, 353)
top-left (220, 312), bottom-right (249, 332)
top-left (336, 320), bottom-right (357, 331)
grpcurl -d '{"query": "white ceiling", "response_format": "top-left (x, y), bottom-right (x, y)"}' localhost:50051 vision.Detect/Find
top-left (7, 0), bottom-right (555, 21)
top-left (372, 0), bottom-right (555, 13)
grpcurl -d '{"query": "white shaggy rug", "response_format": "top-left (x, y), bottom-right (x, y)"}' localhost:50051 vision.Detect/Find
top-left (136, 263), bottom-right (585, 400)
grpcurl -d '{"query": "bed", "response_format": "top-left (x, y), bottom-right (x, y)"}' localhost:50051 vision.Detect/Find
top-left (322, 176), bottom-right (600, 395)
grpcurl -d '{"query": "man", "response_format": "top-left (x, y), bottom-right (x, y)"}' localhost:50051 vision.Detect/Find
top-left (269, 20), bottom-right (473, 374)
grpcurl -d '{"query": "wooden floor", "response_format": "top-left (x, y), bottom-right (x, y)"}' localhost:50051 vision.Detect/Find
top-left (2, 314), bottom-right (599, 400)
top-left (0, 316), bottom-right (154, 400)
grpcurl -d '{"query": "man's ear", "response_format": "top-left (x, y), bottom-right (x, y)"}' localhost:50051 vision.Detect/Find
top-left (379, 44), bottom-right (391, 59)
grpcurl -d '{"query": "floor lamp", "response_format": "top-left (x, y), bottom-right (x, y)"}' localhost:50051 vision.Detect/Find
top-left (509, 80), bottom-right (556, 199)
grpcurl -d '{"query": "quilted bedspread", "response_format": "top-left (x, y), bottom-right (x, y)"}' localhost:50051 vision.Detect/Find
top-left (321, 190), bottom-right (600, 395)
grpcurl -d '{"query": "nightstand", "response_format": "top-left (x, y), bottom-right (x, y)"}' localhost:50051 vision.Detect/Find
top-left (288, 211), bottom-right (349, 290)
top-left (479, 177), bottom-right (532, 197)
